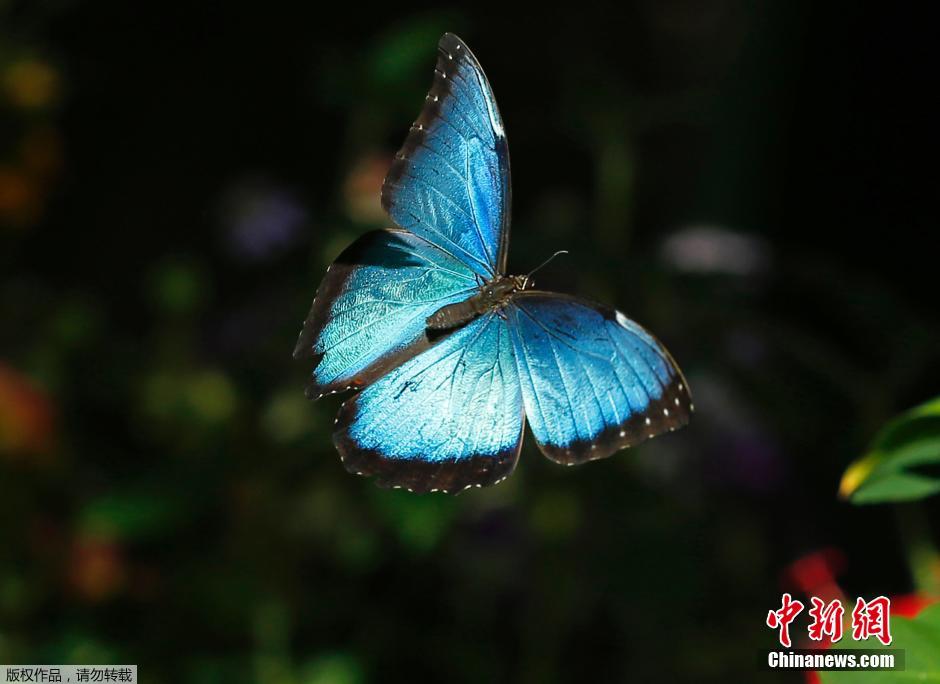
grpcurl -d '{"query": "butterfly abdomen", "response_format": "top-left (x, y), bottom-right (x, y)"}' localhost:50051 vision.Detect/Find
top-left (426, 297), bottom-right (487, 330)
top-left (426, 275), bottom-right (522, 330)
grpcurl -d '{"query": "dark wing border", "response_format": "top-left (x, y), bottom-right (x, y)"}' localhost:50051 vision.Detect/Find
top-left (334, 408), bottom-right (524, 494)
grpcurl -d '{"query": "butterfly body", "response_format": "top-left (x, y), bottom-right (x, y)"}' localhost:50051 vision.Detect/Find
top-left (295, 33), bottom-right (692, 492)
top-left (426, 274), bottom-right (530, 330)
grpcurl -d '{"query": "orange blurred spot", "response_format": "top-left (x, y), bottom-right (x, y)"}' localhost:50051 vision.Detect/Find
top-left (0, 165), bottom-right (40, 226)
top-left (0, 362), bottom-right (56, 458)
top-left (3, 59), bottom-right (60, 109)
top-left (0, 126), bottom-right (61, 228)
top-left (343, 153), bottom-right (391, 224)
top-left (68, 536), bottom-right (126, 603)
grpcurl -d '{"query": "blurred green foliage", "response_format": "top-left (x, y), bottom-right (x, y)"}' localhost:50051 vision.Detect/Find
top-left (841, 396), bottom-right (940, 504)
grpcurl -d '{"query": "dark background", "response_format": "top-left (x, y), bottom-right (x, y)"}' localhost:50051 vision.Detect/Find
top-left (1, 2), bottom-right (937, 682)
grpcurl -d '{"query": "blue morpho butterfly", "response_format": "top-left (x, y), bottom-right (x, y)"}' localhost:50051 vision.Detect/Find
top-left (294, 33), bottom-right (692, 493)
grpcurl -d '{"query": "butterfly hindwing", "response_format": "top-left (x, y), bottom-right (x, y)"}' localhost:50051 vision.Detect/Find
top-left (382, 32), bottom-right (511, 278)
top-left (508, 292), bottom-right (692, 465)
top-left (292, 229), bottom-right (477, 398)
top-left (334, 313), bottom-right (524, 493)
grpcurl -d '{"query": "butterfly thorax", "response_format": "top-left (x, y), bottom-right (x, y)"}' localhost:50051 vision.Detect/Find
top-left (425, 274), bottom-right (531, 331)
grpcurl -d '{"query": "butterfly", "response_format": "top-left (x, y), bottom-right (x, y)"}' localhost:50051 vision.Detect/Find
top-left (294, 33), bottom-right (692, 493)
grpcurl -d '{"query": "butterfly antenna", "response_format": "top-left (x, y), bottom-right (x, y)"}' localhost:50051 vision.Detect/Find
top-left (526, 250), bottom-right (569, 278)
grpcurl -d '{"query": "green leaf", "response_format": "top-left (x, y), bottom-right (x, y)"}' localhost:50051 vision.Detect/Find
top-left (840, 396), bottom-right (940, 504)
top-left (819, 603), bottom-right (940, 683)
top-left (850, 473), bottom-right (940, 504)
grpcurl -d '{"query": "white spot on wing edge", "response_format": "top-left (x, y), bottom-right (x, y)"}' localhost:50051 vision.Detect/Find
top-left (475, 71), bottom-right (504, 138)
top-left (615, 310), bottom-right (631, 329)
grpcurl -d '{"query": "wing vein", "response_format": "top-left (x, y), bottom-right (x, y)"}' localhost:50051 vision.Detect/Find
top-left (464, 139), bottom-right (496, 269)
top-left (393, 205), bottom-right (494, 275)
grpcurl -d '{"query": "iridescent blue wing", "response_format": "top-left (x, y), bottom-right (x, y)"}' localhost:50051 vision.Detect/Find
top-left (334, 313), bottom-right (524, 493)
top-left (508, 292), bottom-right (692, 464)
top-left (293, 229), bottom-right (477, 399)
top-left (382, 32), bottom-right (511, 278)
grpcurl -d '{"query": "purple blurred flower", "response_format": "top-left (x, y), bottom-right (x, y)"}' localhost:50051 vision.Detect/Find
top-left (219, 178), bottom-right (309, 261)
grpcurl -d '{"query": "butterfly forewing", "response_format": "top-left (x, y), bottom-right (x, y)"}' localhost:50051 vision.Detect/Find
top-left (293, 229), bottom-right (477, 398)
top-left (381, 32), bottom-right (512, 278)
